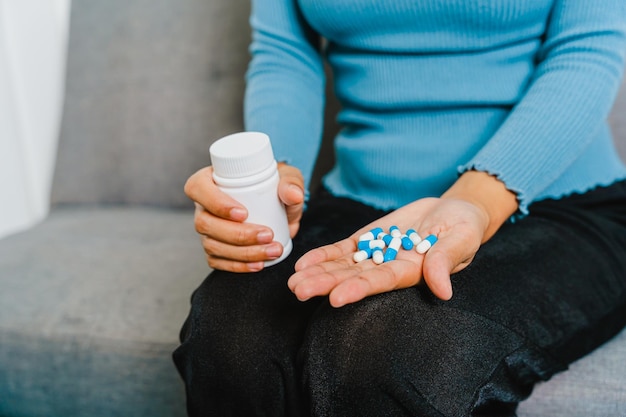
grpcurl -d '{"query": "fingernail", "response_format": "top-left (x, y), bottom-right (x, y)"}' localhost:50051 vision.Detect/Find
top-left (257, 230), bottom-right (273, 243)
top-left (230, 207), bottom-right (247, 220)
top-left (247, 262), bottom-right (264, 272)
top-left (289, 184), bottom-right (304, 199)
top-left (441, 284), bottom-right (453, 301)
top-left (265, 244), bottom-right (282, 258)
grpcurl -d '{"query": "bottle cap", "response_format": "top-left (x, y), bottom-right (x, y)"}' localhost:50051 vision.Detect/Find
top-left (209, 132), bottom-right (275, 179)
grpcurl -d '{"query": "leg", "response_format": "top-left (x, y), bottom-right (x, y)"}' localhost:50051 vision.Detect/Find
top-left (300, 181), bottom-right (626, 417)
top-left (173, 189), bottom-right (388, 416)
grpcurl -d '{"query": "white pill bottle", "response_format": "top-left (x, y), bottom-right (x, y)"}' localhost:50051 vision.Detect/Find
top-left (209, 131), bottom-right (292, 266)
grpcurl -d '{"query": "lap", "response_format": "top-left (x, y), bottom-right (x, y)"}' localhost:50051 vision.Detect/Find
top-left (176, 182), bottom-right (626, 416)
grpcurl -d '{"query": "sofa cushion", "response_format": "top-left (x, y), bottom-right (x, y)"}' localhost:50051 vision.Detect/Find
top-left (518, 326), bottom-right (626, 416)
top-left (50, 0), bottom-right (250, 208)
top-left (0, 207), bottom-right (208, 416)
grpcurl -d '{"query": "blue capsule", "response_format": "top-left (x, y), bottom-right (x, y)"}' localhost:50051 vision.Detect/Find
top-left (416, 234), bottom-right (438, 254)
top-left (358, 239), bottom-right (385, 251)
top-left (372, 247), bottom-right (385, 264)
top-left (406, 229), bottom-right (422, 245)
top-left (379, 233), bottom-right (393, 246)
top-left (358, 227), bottom-right (384, 242)
top-left (383, 237), bottom-right (402, 262)
top-left (401, 235), bottom-right (414, 250)
top-left (389, 225), bottom-right (401, 238)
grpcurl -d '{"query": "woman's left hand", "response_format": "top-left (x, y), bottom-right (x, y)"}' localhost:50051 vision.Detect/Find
top-left (287, 171), bottom-right (518, 307)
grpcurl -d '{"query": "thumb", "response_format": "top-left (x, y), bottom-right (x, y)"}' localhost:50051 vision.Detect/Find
top-left (277, 163), bottom-right (305, 237)
top-left (277, 163), bottom-right (305, 206)
top-left (421, 234), bottom-right (475, 301)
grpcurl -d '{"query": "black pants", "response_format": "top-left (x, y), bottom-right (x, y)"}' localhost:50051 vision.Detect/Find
top-left (173, 181), bottom-right (626, 417)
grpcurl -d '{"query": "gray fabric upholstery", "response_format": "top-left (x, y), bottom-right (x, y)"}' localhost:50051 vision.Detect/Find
top-left (0, 0), bottom-right (624, 415)
top-left (51, 0), bottom-right (250, 207)
top-left (0, 208), bottom-right (206, 416)
top-left (519, 327), bottom-right (626, 416)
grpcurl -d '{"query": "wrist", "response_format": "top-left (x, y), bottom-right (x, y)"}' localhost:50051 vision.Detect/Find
top-left (441, 170), bottom-right (518, 241)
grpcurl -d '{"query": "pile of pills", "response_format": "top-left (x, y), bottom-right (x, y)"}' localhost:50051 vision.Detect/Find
top-left (353, 226), bottom-right (438, 264)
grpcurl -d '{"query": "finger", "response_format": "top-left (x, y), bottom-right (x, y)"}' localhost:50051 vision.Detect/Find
top-left (185, 167), bottom-right (248, 221)
top-left (328, 259), bottom-right (422, 307)
top-left (194, 206), bottom-right (274, 246)
top-left (277, 164), bottom-right (305, 237)
top-left (277, 163), bottom-right (305, 206)
top-left (288, 262), bottom-right (364, 301)
top-left (205, 254), bottom-right (265, 273)
top-left (294, 239), bottom-right (357, 271)
top-left (422, 232), bottom-right (478, 300)
top-left (282, 185), bottom-right (304, 237)
top-left (201, 234), bottom-right (285, 265)
top-left (288, 254), bottom-right (358, 290)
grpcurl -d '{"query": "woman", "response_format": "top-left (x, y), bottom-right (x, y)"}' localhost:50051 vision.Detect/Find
top-left (174, 1), bottom-right (626, 415)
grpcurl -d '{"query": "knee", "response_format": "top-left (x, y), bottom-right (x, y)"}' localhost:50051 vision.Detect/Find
top-left (299, 291), bottom-right (530, 417)
top-left (173, 268), bottom-right (317, 415)
top-left (173, 279), bottom-right (261, 392)
top-left (299, 293), bottom-right (437, 415)
top-left (174, 271), bottom-right (296, 387)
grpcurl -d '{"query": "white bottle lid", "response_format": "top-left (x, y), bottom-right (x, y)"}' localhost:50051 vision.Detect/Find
top-left (209, 132), bottom-right (275, 179)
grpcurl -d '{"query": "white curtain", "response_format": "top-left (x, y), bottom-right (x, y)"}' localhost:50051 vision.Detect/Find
top-left (0, 0), bottom-right (70, 238)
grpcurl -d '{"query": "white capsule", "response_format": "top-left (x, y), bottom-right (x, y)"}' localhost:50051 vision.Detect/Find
top-left (379, 233), bottom-right (393, 246)
top-left (357, 239), bottom-right (385, 250)
top-left (372, 248), bottom-right (384, 264)
top-left (353, 249), bottom-right (371, 263)
top-left (383, 237), bottom-right (402, 262)
top-left (358, 227), bottom-right (384, 242)
top-left (389, 225), bottom-right (402, 238)
top-left (416, 234), bottom-right (438, 254)
top-left (406, 229), bottom-right (422, 245)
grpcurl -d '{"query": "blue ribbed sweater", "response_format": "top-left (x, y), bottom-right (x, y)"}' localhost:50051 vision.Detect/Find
top-left (244, 0), bottom-right (626, 214)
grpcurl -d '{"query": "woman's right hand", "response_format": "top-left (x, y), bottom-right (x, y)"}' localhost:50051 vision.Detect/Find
top-left (184, 162), bottom-right (305, 272)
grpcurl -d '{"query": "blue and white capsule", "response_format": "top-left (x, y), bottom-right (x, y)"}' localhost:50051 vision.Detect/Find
top-left (379, 233), bottom-right (393, 246)
top-left (358, 227), bottom-right (384, 242)
top-left (353, 248), bottom-right (372, 263)
top-left (389, 225), bottom-right (402, 238)
top-left (416, 234), bottom-right (438, 254)
top-left (401, 234), bottom-right (414, 250)
top-left (406, 229), bottom-right (422, 245)
top-left (383, 237), bottom-right (402, 262)
top-left (372, 247), bottom-right (385, 264)
top-left (358, 239), bottom-right (385, 251)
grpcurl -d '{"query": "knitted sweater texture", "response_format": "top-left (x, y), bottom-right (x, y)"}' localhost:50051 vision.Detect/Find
top-left (244, 0), bottom-right (626, 213)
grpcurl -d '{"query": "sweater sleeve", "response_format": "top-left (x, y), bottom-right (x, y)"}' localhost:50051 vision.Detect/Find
top-left (460, 0), bottom-right (626, 215)
top-left (244, 0), bottom-right (326, 192)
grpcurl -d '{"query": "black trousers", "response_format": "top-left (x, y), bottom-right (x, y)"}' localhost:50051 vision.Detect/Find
top-left (173, 181), bottom-right (626, 417)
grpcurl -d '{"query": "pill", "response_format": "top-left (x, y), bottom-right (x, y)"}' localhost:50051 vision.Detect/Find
top-left (372, 247), bottom-right (384, 264)
top-left (406, 229), bottom-right (422, 245)
top-left (379, 233), bottom-right (393, 246)
top-left (401, 235), bottom-right (414, 250)
top-left (353, 249), bottom-right (372, 263)
top-left (357, 239), bottom-right (385, 251)
top-left (383, 237), bottom-right (402, 262)
top-left (416, 234), bottom-right (438, 254)
top-left (389, 225), bottom-right (401, 238)
top-left (359, 227), bottom-right (384, 242)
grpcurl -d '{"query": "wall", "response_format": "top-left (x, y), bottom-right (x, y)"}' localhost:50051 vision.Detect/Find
top-left (0, 0), bottom-right (70, 238)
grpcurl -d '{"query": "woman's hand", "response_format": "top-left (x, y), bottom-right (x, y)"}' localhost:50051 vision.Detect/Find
top-left (287, 171), bottom-right (518, 306)
top-left (184, 162), bottom-right (305, 272)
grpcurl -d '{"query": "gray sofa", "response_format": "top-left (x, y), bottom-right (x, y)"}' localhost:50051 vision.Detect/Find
top-left (0, 1), bottom-right (625, 416)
